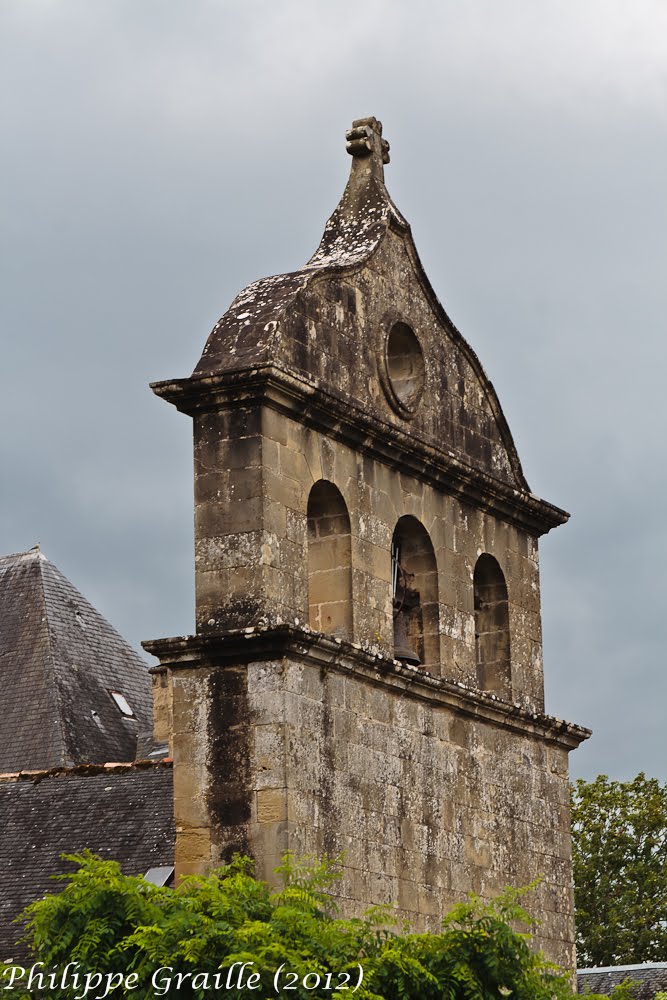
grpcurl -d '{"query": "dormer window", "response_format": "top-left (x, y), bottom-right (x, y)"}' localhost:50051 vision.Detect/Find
top-left (109, 690), bottom-right (135, 718)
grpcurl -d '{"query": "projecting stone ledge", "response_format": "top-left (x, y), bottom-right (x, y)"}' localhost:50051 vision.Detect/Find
top-left (143, 625), bottom-right (590, 751)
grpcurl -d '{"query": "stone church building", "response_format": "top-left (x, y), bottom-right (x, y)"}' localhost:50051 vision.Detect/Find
top-left (1, 118), bottom-right (589, 969)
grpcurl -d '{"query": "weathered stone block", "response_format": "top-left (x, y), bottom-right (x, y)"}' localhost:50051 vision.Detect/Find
top-left (257, 788), bottom-right (288, 824)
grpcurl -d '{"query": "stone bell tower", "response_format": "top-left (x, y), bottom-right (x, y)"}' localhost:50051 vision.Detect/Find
top-left (144, 118), bottom-right (589, 970)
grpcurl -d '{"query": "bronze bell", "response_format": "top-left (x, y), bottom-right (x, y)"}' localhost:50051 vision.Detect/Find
top-left (393, 608), bottom-right (421, 665)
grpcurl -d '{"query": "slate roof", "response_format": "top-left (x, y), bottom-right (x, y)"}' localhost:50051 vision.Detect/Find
top-left (0, 547), bottom-right (153, 770)
top-left (0, 761), bottom-right (174, 961)
top-left (578, 963), bottom-right (667, 998)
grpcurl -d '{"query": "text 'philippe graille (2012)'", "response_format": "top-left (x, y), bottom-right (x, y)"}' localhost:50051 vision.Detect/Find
top-left (1, 961), bottom-right (365, 996)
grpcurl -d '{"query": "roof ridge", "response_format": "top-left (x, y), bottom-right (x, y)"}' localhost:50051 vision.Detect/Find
top-left (0, 758), bottom-right (173, 784)
top-left (37, 554), bottom-right (69, 767)
top-left (579, 963), bottom-right (667, 973)
top-left (0, 545), bottom-right (47, 565)
top-left (40, 555), bottom-right (152, 748)
top-left (40, 555), bottom-right (149, 667)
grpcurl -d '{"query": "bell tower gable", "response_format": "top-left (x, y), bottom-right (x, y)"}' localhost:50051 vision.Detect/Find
top-left (176, 117), bottom-right (534, 496)
top-left (144, 119), bottom-right (590, 971)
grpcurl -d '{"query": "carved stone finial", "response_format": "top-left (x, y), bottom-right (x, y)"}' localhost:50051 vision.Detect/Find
top-left (346, 116), bottom-right (390, 165)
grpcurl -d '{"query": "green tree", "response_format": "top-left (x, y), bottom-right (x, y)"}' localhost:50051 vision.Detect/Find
top-left (0, 851), bottom-right (603, 1000)
top-left (572, 772), bottom-right (667, 966)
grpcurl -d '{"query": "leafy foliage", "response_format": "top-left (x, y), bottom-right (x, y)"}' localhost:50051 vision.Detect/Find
top-left (580, 983), bottom-right (644, 1000)
top-left (0, 852), bottom-right (620, 999)
top-left (571, 773), bottom-right (667, 966)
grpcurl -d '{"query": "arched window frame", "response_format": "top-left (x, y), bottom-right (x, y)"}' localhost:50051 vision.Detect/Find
top-left (307, 480), bottom-right (353, 639)
top-left (391, 516), bottom-right (440, 672)
top-left (473, 553), bottom-right (511, 700)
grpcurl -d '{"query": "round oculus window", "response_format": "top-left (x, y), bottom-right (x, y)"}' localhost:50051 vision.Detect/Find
top-left (381, 322), bottom-right (425, 417)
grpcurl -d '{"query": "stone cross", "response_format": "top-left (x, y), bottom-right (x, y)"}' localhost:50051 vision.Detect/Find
top-left (346, 117), bottom-right (390, 165)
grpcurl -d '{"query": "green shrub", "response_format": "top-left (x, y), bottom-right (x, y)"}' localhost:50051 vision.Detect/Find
top-left (0, 852), bottom-right (617, 999)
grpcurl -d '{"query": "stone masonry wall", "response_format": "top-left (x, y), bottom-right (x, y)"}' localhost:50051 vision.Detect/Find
top-left (193, 405), bottom-right (544, 713)
top-left (233, 653), bottom-right (575, 969)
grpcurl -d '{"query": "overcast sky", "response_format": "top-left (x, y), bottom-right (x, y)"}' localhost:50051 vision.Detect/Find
top-left (1, 1), bottom-right (665, 782)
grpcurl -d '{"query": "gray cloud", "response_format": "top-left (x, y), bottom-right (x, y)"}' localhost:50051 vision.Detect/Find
top-left (1, 0), bottom-right (665, 781)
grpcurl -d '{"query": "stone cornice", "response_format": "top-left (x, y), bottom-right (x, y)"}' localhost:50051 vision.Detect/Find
top-left (150, 364), bottom-right (568, 536)
top-left (143, 626), bottom-right (590, 752)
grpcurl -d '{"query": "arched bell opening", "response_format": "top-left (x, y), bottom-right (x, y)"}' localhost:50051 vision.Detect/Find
top-left (473, 554), bottom-right (511, 700)
top-left (391, 516), bottom-right (440, 672)
top-left (307, 481), bottom-right (353, 639)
